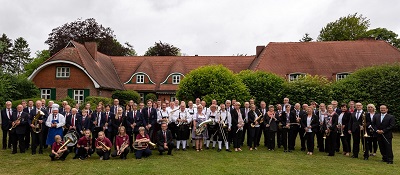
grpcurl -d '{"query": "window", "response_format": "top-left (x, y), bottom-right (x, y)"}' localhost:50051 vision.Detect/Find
top-left (56, 67), bottom-right (70, 78)
top-left (136, 75), bottom-right (144, 83)
top-left (74, 90), bottom-right (84, 104)
top-left (336, 73), bottom-right (349, 81)
top-left (170, 95), bottom-right (176, 102)
top-left (289, 73), bottom-right (305, 82)
top-left (139, 93), bottom-right (144, 102)
top-left (172, 75), bottom-right (180, 84)
top-left (41, 89), bottom-right (51, 99)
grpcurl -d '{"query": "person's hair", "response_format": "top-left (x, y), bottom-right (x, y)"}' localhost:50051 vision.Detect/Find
top-left (340, 103), bottom-right (347, 108)
top-left (139, 127), bottom-right (145, 132)
top-left (367, 104), bottom-right (376, 111)
top-left (98, 131), bottom-right (105, 136)
top-left (54, 135), bottom-right (61, 141)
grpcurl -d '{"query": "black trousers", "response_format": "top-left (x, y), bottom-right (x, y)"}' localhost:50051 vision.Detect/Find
top-left (316, 130), bottom-right (325, 152)
top-left (96, 149), bottom-right (111, 160)
top-left (77, 147), bottom-right (94, 159)
top-left (176, 125), bottom-right (190, 140)
top-left (127, 131), bottom-right (135, 151)
top-left (338, 134), bottom-right (350, 153)
top-left (378, 136), bottom-right (393, 162)
top-left (31, 131), bottom-right (44, 153)
top-left (299, 128), bottom-right (306, 150)
top-left (50, 150), bottom-right (70, 160)
top-left (247, 127), bottom-right (260, 148)
top-left (362, 137), bottom-right (370, 158)
top-left (158, 142), bottom-right (175, 154)
top-left (233, 129), bottom-right (243, 148)
top-left (276, 128), bottom-right (282, 148)
top-left (281, 129), bottom-right (289, 150)
top-left (207, 125), bottom-right (217, 141)
top-left (258, 124), bottom-right (266, 147)
top-left (305, 132), bottom-right (315, 152)
top-left (352, 130), bottom-right (361, 157)
top-left (241, 123), bottom-right (249, 146)
top-left (368, 136), bottom-right (378, 154)
top-left (168, 123), bottom-right (176, 139)
top-left (112, 149), bottom-right (129, 158)
top-left (11, 133), bottom-right (25, 153)
top-left (2, 129), bottom-right (11, 149)
top-left (92, 127), bottom-right (102, 149)
top-left (25, 126), bottom-right (30, 149)
top-left (267, 131), bottom-right (276, 150)
top-left (217, 128), bottom-right (228, 142)
top-left (288, 127), bottom-right (299, 150)
top-left (135, 148), bottom-right (152, 159)
top-left (326, 133), bottom-right (337, 156)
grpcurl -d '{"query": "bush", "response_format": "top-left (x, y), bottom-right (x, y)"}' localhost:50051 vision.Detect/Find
top-left (176, 65), bottom-right (251, 105)
top-left (55, 96), bottom-right (76, 108)
top-left (237, 70), bottom-right (285, 105)
top-left (85, 96), bottom-right (113, 109)
top-left (145, 93), bottom-right (157, 102)
top-left (283, 75), bottom-right (332, 105)
top-left (0, 73), bottom-right (39, 108)
top-left (111, 90), bottom-right (141, 106)
top-left (11, 98), bottom-right (43, 108)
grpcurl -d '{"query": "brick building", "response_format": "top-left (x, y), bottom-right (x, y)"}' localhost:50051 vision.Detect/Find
top-left (28, 40), bottom-right (400, 103)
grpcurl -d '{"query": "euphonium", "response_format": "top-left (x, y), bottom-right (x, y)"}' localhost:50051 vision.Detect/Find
top-left (195, 118), bottom-right (213, 135)
top-left (133, 141), bottom-right (157, 150)
top-left (98, 140), bottom-right (111, 152)
top-left (32, 111), bottom-right (45, 133)
top-left (56, 137), bottom-right (72, 159)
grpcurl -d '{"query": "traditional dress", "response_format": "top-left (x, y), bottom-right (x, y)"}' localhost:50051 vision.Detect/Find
top-left (46, 113), bottom-right (65, 145)
top-left (193, 113), bottom-right (208, 139)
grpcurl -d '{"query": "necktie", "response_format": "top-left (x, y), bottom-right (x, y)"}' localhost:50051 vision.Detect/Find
top-left (8, 109), bottom-right (11, 119)
top-left (163, 131), bottom-right (167, 143)
top-left (72, 115), bottom-right (75, 127)
top-left (148, 108), bottom-right (151, 117)
top-left (49, 108), bottom-right (52, 114)
top-left (356, 112), bottom-right (360, 120)
top-left (381, 114), bottom-right (385, 122)
top-left (17, 112), bottom-right (20, 119)
top-left (114, 106), bottom-right (117, 113)
top-left (133, 111), bottom-right (136, 121)
top-left (106, 112), bottom-right (109, 121)
top-left (98, 113), bottom-right (101, 127)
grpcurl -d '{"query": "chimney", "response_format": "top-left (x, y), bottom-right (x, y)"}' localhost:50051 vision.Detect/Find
top-left (256, 45), bottom-right (265, 57)
top-left (84, 42), bottom-right (98, 60)
top-left (195, 54), bottom-right (198, 56)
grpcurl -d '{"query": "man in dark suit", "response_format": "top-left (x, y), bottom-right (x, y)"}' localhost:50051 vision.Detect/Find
top-left (42, 101), bottom-right (55, 148)
top-left (10, 105), bottom-right (29, 154)
top-left (348, 102), bottom-right (365, 158)
top-left (298, 104), bottom-right (309, 151)
top-left (240, 102), bottom-right (250, 146)
top-left (110, 99), bottom-right (123, 114)
top-left (372, 105), bottom-right (395, 164)
top-left (61, 105), bottom-right (72, 136)
top-left (332, 100), bottom-right (342, 115)
top-left (29, 100), bottom-right (49, 154)
top-left (91, 105), bottom-right (106, 149)
top-left (65, 108), bottom-right (82, 136)
top-left (288, 103), bottom-right (305, 151)
top-left (157, 122), bottom-right (174, 155)
top-left (104, 105), bottom-right (114, 140)
top-left (1, 101), bottom-right (14, 149)
top-left (23, 99), bottom-right (35, 149)
top-left (143, 100), bottom-right (157, 142)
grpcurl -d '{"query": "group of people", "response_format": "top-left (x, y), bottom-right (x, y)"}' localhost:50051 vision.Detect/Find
top-left (0, 97), bottom-right (395, 164)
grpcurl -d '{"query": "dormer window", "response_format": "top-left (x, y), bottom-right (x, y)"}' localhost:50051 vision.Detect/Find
top-left (336, 73), bottom-right (349, 81)
top-left (172, 75), bottom-right (181, 84)
top-left (289, 73), bottom-right (306, 82)
top-left (56, 67), bottom-right (70, 78)
top-left (136, 74), bottom-right (144, 83)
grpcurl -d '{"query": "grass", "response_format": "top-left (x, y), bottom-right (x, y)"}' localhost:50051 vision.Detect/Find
top-left (0, 130), bottom-right (399, 175)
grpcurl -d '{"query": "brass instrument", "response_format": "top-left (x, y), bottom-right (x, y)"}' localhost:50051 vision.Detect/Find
top-left (323, 116), bottom-right (332, 139)
top-left (266, 111), bottom-right (277, 128)
top-left (32, 111), bottom-right (45, 133)
top-left (169, 108), bottom-right (179, 123)
top-left (118, 140), bottom-right (129, 155)
top-left (176, 110), bottom-right (188, 127)
top-left (9, 115), bottom-right (22, 131)
top-left (195, 118), bottom-right (213, 135)
top-left (133, 140), bottom-right (156, 150)
top-left (361, 112), bottom-right (370, 152)
top-left (282, 123), bottom-right (300, 129)
top-left (56, 137), bottom-right (72, 159)
top-left (338, 123), bottom-right (345, 137)
top-left (98, 140), bottom-right (111, 152)
top-left (236, 112), bottom-right (244, 133)
top-left (251, 111), bottom-right (263, 128)
top-left (217, 110), bottom-right (227, 129)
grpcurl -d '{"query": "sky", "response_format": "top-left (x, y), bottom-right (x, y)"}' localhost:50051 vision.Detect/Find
top-left (0, 0), bottom-right (399, 56)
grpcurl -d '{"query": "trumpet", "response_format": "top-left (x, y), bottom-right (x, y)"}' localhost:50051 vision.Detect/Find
top-left (118, 140), bottom-right (129, 155)
top-left (9, 116), bottom-right (22, 131)
top-left (98, 140), bottom-right (111, 152)
top-left (338, 123), bottom-right (345, 137)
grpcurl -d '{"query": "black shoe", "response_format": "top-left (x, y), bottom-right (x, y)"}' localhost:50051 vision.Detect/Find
top-left (176, 148), bottom-right (179, 151)
top-left (21, 151), bottom-right (25, 153)
top-left (182, 148), bottom-right (187, 151)
top-left (364, 157), bottom-right (368, 160)
top-left (39, 150), bottom-right (43, 154)
top-left (327, 154), bottom-right (334, 156)
top-left (73, 156), bottom-right (78, 159)
top-left (192, 146), bottom-right (195, 149)
top-left (11, 152), bottom-right (16, 154)
top-left (351, 155), bottom-right (358, 158)
top-left (32, 152), bottom-right (36, 155)
top-left (2, 147), bottom-right (6, 150)
top-left (284, 150), bottom-right (288, 152)
top-left (212, 147), bottom-right (215, 149)
top-left (288, 150), bottom-right (292, 152)
top-left (159, 152), bottom-right (163, 155)
top-left (217, 149), bottom-right (221, 152)
top-left (167, 152), bottom-right (172, 156)
top-left (226, 149), bottom-right (232, 152)
top-left (382, 160), bottom-right (387, 162)
top-left (206, 147), bottom-right (209, 150)
top-left (387, 161), bottom-right (393, 164)
top-left (301, 148), bottom-right (306, 151)
top-left (60, 158), bottom-right (66, 161)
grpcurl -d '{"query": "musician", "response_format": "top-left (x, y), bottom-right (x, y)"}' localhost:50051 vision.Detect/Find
top-left (104, 105), bottom-right (114, 141)
top-left (193, 105), bottom-right (207, 151)
top-left (348, 101), bottom-right (355, 113)
top-left (206, 105), bottom-right (218, 149)
top-left (9, 105), bottom-right (29, 154)
top-left (186, 101), bottom-right (197, 149)
top-left (281, 105), bottom-right (291, 152)
top-left (157, 122), bottom-right (174, 155)
top-left (125, 104), bottom-right (131, 116)
top-left (324, 105), bottom-right (338, 156)
top-left (301, 106), bottom-right (319, 155)
top-left (29, 100), bottom-right (49, 154)
top-left (215, 104), bottom-right (231, 152)
top-left (112, 126), bottom-right (130, 159)
top-left (45, 104), bottom-right (65, 146)
top-left (194, 98), bottom-right (201, 108)
top-left (337, 104), bottom-right (350, 156)
top-left (61, 105), bottom-right (71, 136)
top-left (1, 101), bottom-right (14, 150)
top-left (135, 127), bottom-right (152, 159)
top-left (75, 103), bottom-right (82, 115)
top-left (247, 104), bottom-right (260, 151)
top-left (331, 100), bottom-right (342, 115)
top-left (225, 100), bottom-right (234, 147)
top-left (112, 107), bottom-right (124, 146)
top-left (80, 110), bottom-right (91, 136)
top-left (95, 131), bottom-right (112, 160)
top-left (288, 103), bottom-right (304, 151)
top-left (240, 102), bottom-right (250, 146)
top-left (23, 99), bottom-right (35, 149)
top-left (138, 102), bottom-right (145, 113)
top-left (258, 101), bottom-right (268, 148)
top-left (316, 103), bottom-right (327, 152)
top-left (65, 108), bottom-right (82, 136)
top-left (127, 104), bottom-right (145, 151)
top-left (83, 103), bottom-right (93, 116)
top-left (58, 101), bottom-right (68, 113)
top-left (231, 102), bottom-right (244, 152)
top-left (175, 103), bottom-right (191, 151)
top-left (265, 105), bottom-right (279, 151)
top-left (348, 102), bottom-right (365, 159)
top-left (275, 104), bottom-right (283, 149)
top-left (77, 129), bottom-right (93, 160)
top-left (91, 105), bottom-right (105, 149)
top-left (366, 104), bottom-right (378, 157)
top-left (43, 101), bottom-right (54, 149)
top-left (298, 104), bottom-right (309, 151)
top-left (282, 97), bottom-right (293, 111)
top-left (143, 100), bottom-right (157, 142)
top-left (110, 99), bottom-right (123, 114)
top-left (201, 101), bottom-right (209, 115)
top-left (166, 101), bottom-right (178, 139)
top-left (372, 105), bottom-right (395, 164)
top-left (49, 135), bottom-right (69, 161)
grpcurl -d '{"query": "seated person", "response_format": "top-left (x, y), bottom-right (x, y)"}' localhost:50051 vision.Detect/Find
top-left (95, 131), bottom-right (112, 160)
top-left (49, 135), bottom-right (69, 161)
top-left (157, 122), bottom-right (174, 155)
top-left (111, 126), bottom-right (129, 159)
top-left (135, 127), bottom-right (152, 159)
top-left (77, 129), bottom-right (94, 160)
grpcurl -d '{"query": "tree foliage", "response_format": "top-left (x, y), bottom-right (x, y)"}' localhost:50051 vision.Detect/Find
top-left (85, 96), bottom-right (113, 109)
top-left (144, 41), bottom-right (181, 56)
top-left (24, 50), bottom-right (50, 77)
top-left (318, 13), bottom-right (370, 41)
top-left (145, 93), bottom-right (158, 102)
top-left (283, 75), bottom-right (332, 105)
top-left (0, 33), bottom-right (13, 73)
top-left (176, 65), bottom-right (250, 105)
top-left (45, 18), bottom-right (136, 56)
top-left (237, 70), bottom-right (285, 105)
top-left (0, 72), bottom-right (39, 107)
top-left (111, 90), bottom-right (141, 106)
top-left (299, 33), bottom-right (313, 42)
top-left (367, 27), bottom-right (400, 49)
top-left (12, 37), bottom-right (31, 75)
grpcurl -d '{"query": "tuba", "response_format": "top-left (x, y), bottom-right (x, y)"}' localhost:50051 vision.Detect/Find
top-left (195, 118), bottom-right (213, 135)
top-left (32, 110), bottom-right (45, 133)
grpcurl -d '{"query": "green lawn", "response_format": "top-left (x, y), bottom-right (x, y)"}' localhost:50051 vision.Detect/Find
top-left (0, 131), bottom-right (399, 175)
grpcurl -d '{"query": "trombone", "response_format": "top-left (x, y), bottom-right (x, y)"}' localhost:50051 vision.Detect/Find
top-left (361, 112), bottom-right (370, 152)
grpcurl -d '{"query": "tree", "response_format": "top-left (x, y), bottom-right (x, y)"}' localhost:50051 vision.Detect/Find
top-left (12, 37), bottom-right (31, 75)
top-left (283, 75), bottom-right (332, 105)
top-left (176, 65), bottom-right (250, 105)
top-left (367, 28), bottom-right (400, 49)
top-left (237, 70), bottom-right (285, 105)
top-left (145, 93), bottom-right (158, 102)
top-left (111, 90), bottom-right (141, 106)
top-left (0, 33), bottom-right (13, 73)
top-left (144, 41), bottom-right (181, 56)
top-left (24, 50), bottom-right (50, 77)
top-left (299, 33), bottom-right (313, 42)
top-left (318, 13), bottom-right (370, 41)
top-left (0, 72), bottom-right (39, 107)
top-left (45, 18), bottom-right (136, 56)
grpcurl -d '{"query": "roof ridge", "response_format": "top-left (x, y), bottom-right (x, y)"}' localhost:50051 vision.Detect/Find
top-left (70, 41), bottom-right (88, 70)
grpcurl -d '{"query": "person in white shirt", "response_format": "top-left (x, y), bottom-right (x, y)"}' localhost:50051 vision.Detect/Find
top-left (175, 103), bottom-right (192, 151)
top-left (216, 104), bottom-right (232, 152)
top-left (45, 104), bottom-right (65, 146)
top-left (205, 105), bottom-right (218, 149)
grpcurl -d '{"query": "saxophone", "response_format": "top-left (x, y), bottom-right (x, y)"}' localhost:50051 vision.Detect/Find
top-left (32, 111), bottom-right (45, 133)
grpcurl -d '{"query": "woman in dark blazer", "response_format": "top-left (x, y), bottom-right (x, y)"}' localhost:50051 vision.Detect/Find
top-left (301, 106), bottom-right (319, 155)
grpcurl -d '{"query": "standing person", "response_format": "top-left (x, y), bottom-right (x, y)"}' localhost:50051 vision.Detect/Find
top-left (366, 104), bottom-right (378, 157)
top-left (299, 104), bottom-right (309, 151)
top-left (281, 105), bottom-right (291, 152)
top-left (143, 100), bottom-right (157, 142)
top-left (258, 101), bottom-right (268, 148)
top-left (247, 104), bottom-right (260, 151)
top-left (134, 127), bottom-right (152, 159)
top-left (372, 105), bottom-right (395, 164)
top-left (337, 103), bottom-right (351, 156)
top-left (231, 102), bottom-right (244, 152)
top-left (103, 105), bottom-right (114, 141)
top-left (265, 105), bottom-right (278, 151)
top-left (91, 105), bottom-right (105, 149)
top-left (76, 130), bottom-right (93, 160)
top-left (43, 101), bottom-right (54, 149)
top-left (187, 101), bottom-right (197, 149)
top-left (49, 135), bottom-right (69, 161)
top-left (1, 101), bottom-right (14, 150)
top-left (175, 103), bottom-right (191, 151)
top-left (316, 103), bottom-right (328, 152)
top-left (324, 105), bottom-right (338, 156)
top-left (10, 105), bottom-right (29, 154)
top-left (61, 105), bottom-right (72, 136)
top-left (65, 108), bottom-right (81, 156)
top-left (157, 123), bottom-right (174, 155)
top-left (23, 99), bottom-right (35, 149)
top-left (29, 100), bottom-right (49, 154)
top-left (45, 104), bottom-right (65, 147)
top-left (332, 101), bottom-right (342, 115)
top-left (112, 107), bottom-right (124, 145)
top-left (206, 105), bottom-right (218, 149)
top-left (301, 106), bottom-right (319, 155)
top-left (110, 99), bottom-right (122, 114)
top-left (348, 102), bottom-right (365, 159)
top-left (240, 102), bottom-right (250, 147)
top-left (95, 131), bottom-right (112, 160)
top-left (111, 126), bottom-right (130, 159)
top-left (193, 105), bottom-right (208, 151)
top-left (275, 104), bottom-right (284, 148)
top-left (289, 103), bottom-right (303, 151)
top-left (216, 103), bottom-right (231, 152)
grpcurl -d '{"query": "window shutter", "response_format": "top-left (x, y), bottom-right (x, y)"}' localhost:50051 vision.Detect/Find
top-left (84, 89), bottom-right (90, 102)
top-left (67, 89), bottom-right (73, 98)
top-left (50, 88), bottom-right (56, 100)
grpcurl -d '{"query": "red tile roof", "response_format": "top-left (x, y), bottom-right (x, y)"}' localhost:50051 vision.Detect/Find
top-left (250, 40), bottom-right (400, 79)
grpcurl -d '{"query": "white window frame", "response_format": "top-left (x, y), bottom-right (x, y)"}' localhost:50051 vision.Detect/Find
top-left (336, 73), bottom-right (349, 81)
top-left (74, 90), bottom-right (84, 104)
top-left (170, 95), bottom-right (176, 102)
top-left (289, 73), bottom-right (306, 82)
top-left (41, 89), bottom-right (51, 99)
top-left (139, 93), bottom-right (144, 102)
top-left (136, 75), bottom-right (144, 84)
top-left (172, 75), bottom-right (180, 84)
top-left (56, 67), bottom-right (70, 78)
